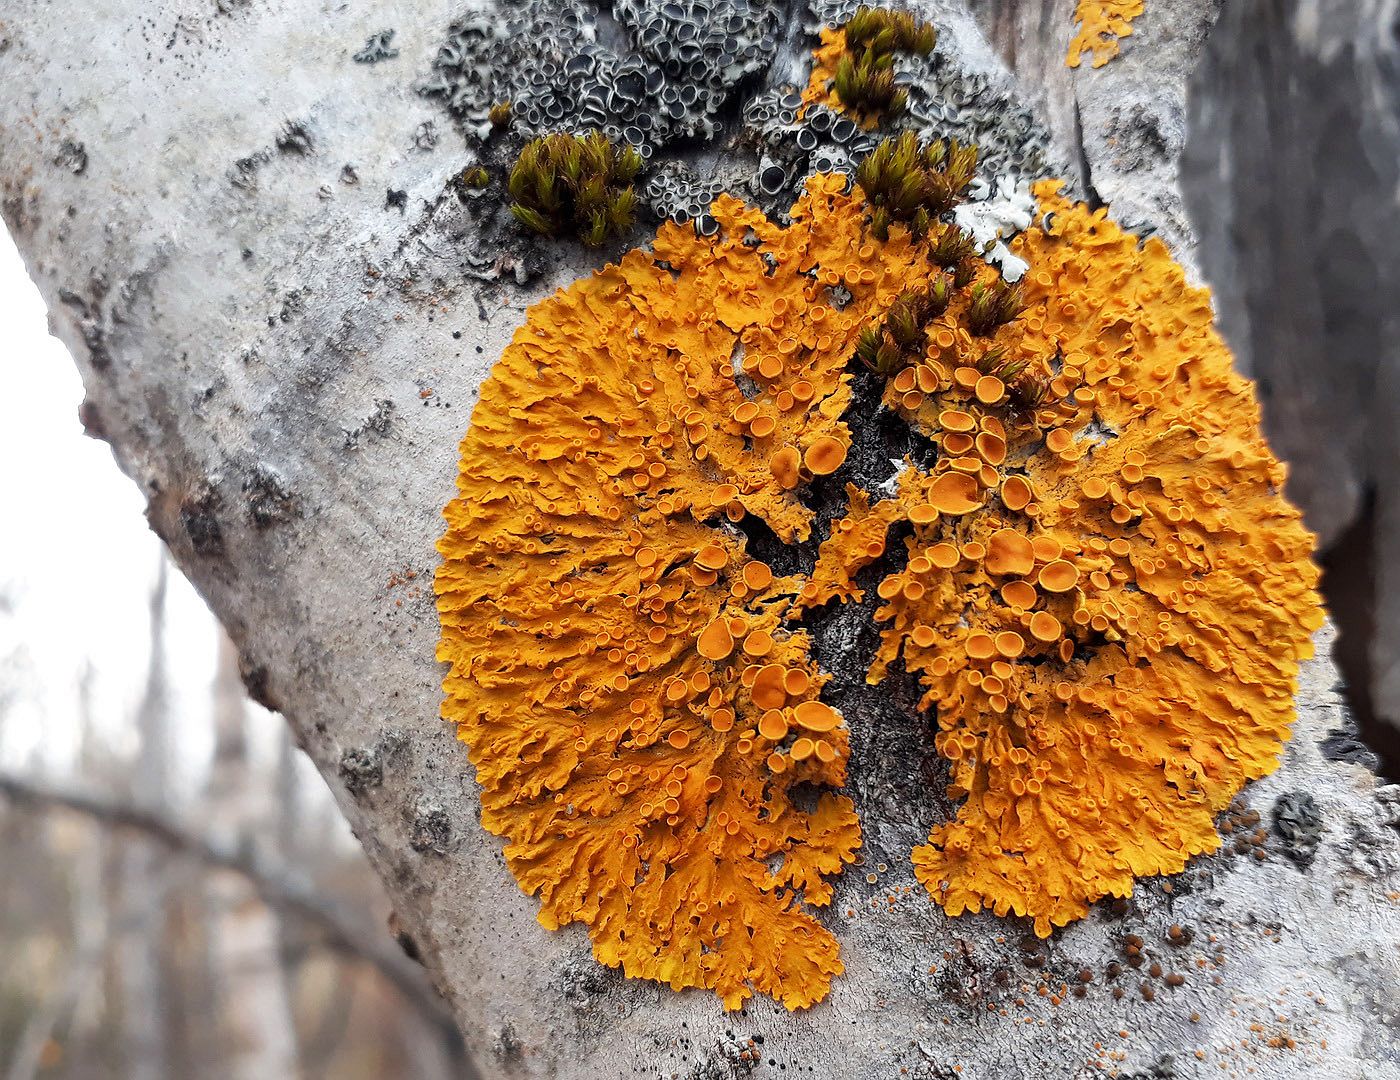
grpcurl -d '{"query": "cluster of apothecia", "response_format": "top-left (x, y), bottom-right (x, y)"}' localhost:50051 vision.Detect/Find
top-left (435, 5), bottom-right (1321, 1011)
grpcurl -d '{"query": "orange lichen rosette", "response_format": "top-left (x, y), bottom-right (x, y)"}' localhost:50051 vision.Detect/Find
top-left (438, 167), bottom-right (1324, 1008)
top-left (435, 175), bottom-right (955, 1010)
top-left (797, 180), bottom-right (1323, 936)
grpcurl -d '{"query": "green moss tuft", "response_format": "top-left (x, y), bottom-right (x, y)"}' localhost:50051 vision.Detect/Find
top-left (507, 132), bottom-right (643, 248)
top-left (965, 279), bottom-right (1025, 336)
top-left (856, 282), bottom-right (949, 376)
top-left (843, 5), bottom-right (937, 55)
top-left (831, 6), bottom-right (937, 123)
top-left (855, 132), bottom-right (978, 241)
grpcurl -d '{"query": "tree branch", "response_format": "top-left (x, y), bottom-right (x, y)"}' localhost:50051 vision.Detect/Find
top-left (2, 0), bottom-right (1398, 1074)
top-left (0, 773), bottom-right (459, 1043)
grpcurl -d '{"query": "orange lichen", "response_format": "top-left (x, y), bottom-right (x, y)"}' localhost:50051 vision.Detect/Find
top-left (793, 179), bottom-right (1322, 936)
top-left (1067, 0), bottom-right (1145, 69)
top-left (805, 435), bottom-right (849, 475)
top-left (441, 137), bottom-right (1322, 1006)
top-left (803, 28), bottom-right (849, 115)
top-left (434, 173), bottom-right (979, 1011)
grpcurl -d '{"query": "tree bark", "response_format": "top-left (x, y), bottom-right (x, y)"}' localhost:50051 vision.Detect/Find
top-left (2, 2), bottom-right (1399, 1076)
top-left (1180, 0), bottom-right (1400, 771)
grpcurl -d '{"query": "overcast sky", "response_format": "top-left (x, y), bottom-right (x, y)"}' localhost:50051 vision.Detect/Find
top-left (0, 225), bottom-right (219, 791)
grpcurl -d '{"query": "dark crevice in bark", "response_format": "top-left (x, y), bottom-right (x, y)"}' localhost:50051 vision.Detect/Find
top-left (1320, 490), bottom-right (1400, 781)
top-left (1070, 92), bottom-right (1102, 208)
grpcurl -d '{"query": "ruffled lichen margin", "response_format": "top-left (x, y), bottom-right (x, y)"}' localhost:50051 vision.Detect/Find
top-left (435, 160), bottom-right (1323, 1009)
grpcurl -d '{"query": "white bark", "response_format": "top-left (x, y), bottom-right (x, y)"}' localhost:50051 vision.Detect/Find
top-left (2, 1), bottom-right (1398, 1077)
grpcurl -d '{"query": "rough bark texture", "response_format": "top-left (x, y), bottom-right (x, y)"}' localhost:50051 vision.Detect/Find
top-left (2, 1), bottom-right (1398, 1076)
top-left (971, 0), bottom-right (1218, 264)
top-left (1181, 0), bottom-right (1400, 771)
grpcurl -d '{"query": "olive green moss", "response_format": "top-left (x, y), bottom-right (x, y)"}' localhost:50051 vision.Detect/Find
top-left (854, 132), bottom-right (979, 241)
top-left (832, 6), bottom-right (937, 122)
top-left (856, 284), bottom-right (949, 376)
top-left (507, 132), bottom-right (643, 247)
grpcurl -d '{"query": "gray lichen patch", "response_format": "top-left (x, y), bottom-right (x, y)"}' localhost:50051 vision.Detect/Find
top-left (745, 0), bottom-right (1057, 204)
top-left (242, 463), bottom-right (297, 528)
top-left (418, 0), bottom-right (1061, 249)
top-left (353, 29), bottom-right (399, 64)
top-left (1272, 791), bottom-right (1324, 867)
top-left (409, 800), bottom-right (454, 855)
top-left (420, 0), bottom-right (782, 155)
top-left (338, 745), bottom-right (384, 798)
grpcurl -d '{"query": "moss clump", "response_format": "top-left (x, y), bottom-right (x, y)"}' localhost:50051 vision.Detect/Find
top-left (460, 166), bottom-right (490, 190)
top-left (854, 254), bottom-right (1028, 381)
top-left (928, 223), bottom-right (978, 282)
top-left (854, 132), bottom-right (978, 241)
top-left (832, 6), bottom-right (937, 123)
top-left (489, 101), bottom-right (512, 129)
top-left (856, 281), bottom-right (950, 376)
top-left (507, 132), bottom-right (642, 247)
top-left (965, 278), bottom-right (1026, 336)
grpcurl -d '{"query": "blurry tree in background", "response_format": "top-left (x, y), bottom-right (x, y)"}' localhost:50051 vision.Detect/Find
top-left (0, 565), bottom-right (468, 1079)
top-left (1181, 0), bottom-right (1400, 778)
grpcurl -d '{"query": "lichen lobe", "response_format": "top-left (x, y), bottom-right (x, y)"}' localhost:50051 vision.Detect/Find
top-left (1067, 0), bottom-right (1145, 69)
top-left (437, 177), bottom-right (916, 1010)
top-left (807, 183), bottom-right (1323, 936)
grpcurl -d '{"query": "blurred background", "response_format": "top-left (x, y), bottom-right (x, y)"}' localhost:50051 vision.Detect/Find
top-left (0, 227), bottom-right (467, 1077)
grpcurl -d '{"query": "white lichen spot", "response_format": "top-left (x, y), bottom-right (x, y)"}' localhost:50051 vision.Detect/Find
top-left (878, 457), bottom-right (909, 496)
top-left (954, 175), bottom-right (1035, 282)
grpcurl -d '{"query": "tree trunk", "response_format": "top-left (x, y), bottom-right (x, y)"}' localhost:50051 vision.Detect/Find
top-left (1180, 0), bottom-right (1400, 773)
top-left (2, 2), bottom-right (1398, 1077)
top-left (205, 635), bottom-right (301, 1079)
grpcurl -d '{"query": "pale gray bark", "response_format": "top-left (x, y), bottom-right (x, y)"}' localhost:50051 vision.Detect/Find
top-left (2, 2), bottom-right (1398, 1077)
